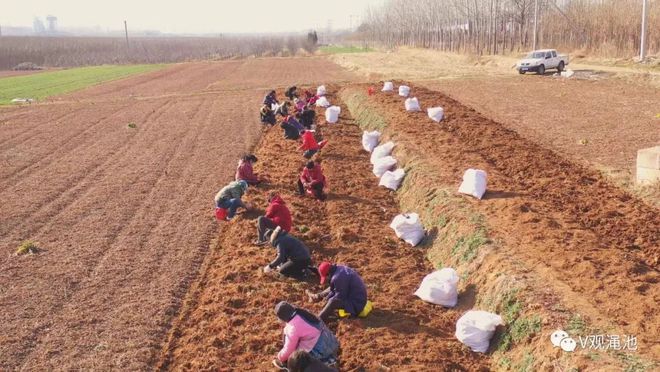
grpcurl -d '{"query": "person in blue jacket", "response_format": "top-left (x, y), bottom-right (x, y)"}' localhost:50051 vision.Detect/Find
top-left (307, 262), bottom-right (368, 322)
top-left (264, 226), bottom-right (313, 280)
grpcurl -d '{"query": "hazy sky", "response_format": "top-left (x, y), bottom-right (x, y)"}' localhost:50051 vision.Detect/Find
top-left (1, 0), bottom-right (385, 34)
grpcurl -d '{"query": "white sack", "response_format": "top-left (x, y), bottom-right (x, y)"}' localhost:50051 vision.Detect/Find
top-left (455, 311), bottom-right (504, 353)
top-left (370, 141), bottom-right (395, 165)
top-left (428, 107), bottom-right (444, 122)
top-left (389, 213), bottom-right (425, 246)
top-left (405, 97), bottom-right (421, 112)
top-left (398, 85), bottom-right (411, 97)
top-left (325, 106), bottom-right (341, 124)
top-left (271, 103), bottom-right (280, 111)
top-left (560, 69), bottom-right (574, 78)
top-left (316, 96), bottom-right (331, 108)
top-left (316, 85), bottom-right (327, 96)
top-left (458, 169), bottom-right (488, 200)
top-left (361, 130), bottom-right (381, 152)
top-left (373, 156), bottom-right (397, 177)
top-left (414, 268), bottom-right (459, 307)
top-left (379, 168), bottom-right (405, 190)
top-left (382, 81), bottom-right (394, 92)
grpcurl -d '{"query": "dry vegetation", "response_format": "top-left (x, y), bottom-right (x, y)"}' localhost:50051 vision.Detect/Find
top-left (361, 0), bottom-right (659, 57)
top-left (0, 35), bottom-right (317, 70)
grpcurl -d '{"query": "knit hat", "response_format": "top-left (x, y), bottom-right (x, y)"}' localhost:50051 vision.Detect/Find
top-left (237, 180), bottom-right (248, 191)
top-left (275, 301), bottom-right (296, 322)
top-left (318, 262), bottom-right (332, 285)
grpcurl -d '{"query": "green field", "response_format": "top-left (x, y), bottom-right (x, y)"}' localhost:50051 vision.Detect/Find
top-left (319, 45), bottom-right (373, 54)
top-left (0, 64), bottom-right (166, 105)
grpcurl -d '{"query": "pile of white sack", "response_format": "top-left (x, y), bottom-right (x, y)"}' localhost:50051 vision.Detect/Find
top-left (414, 268), bottom-right (459, 307)
top-left (389, 213), bottom-right (425, 246)
top-left (362, 130), bottom-right (381, 152)
top-left (455, 311), bottom-right (504, 353)
top-left (379, 168), bottom-right (405, 190)
top-left (458, 169), bottom-right (488, 199)
top-left (325, 106), bottom-right (341, 124)
top-left (316, 96), bottom-right (331, 108)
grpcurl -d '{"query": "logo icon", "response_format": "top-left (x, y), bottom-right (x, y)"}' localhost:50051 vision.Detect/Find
top-left (551, 330), bottom-right (576, 352)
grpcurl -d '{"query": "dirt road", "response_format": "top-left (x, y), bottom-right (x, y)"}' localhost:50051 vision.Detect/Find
top-left (0, 58), bottom-right (354, 370)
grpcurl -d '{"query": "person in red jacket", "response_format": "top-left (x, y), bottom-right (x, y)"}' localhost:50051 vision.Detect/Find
top-left (298, 130), bottom-right (327, 159)
top-left (235, 154), bottom-right (262, 186)
top-left (298, 161), bottom-right (327, 201)
top-left (255, 193), bottom-right (292, 245)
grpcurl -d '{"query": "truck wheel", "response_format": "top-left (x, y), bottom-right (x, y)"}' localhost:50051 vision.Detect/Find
top-left (538, 65), bottom-right (545, 75)
top-left (518, 69), bottom-right (526, 75)
top-left (557, 61), bottom-right (565, 72)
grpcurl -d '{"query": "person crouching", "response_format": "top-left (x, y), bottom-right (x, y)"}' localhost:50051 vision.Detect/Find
top-left (307, 262), bottom-right (368, 323)
top-left (254, 193), bottom-right (292, 246)
top-left (298, 160), bottom-right (327, 201)
top-left (235, 154), bottom-right (263, 186)
top-left (264, 227), bottom-right (313, 280)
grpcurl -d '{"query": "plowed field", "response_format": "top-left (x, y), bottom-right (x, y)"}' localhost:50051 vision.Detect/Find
top-left (0, 58), bottom-right (355, 370)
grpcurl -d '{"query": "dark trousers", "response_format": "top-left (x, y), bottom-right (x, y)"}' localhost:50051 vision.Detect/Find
top-left (297, 180), bottom-right (326, 200)
top-left (256, 216), bottom-right (277, 241)
top-left (279, 258), bottom-right (313, 280)
top-left (319, 297), bottom-right (346, 323)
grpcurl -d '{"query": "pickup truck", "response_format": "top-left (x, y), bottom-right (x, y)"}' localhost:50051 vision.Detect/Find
top-left (517, 49), bottom-right (569, 75)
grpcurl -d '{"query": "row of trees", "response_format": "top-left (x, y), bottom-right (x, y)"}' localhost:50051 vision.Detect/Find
top-left (360, 0), bottom-right (659, 57)
top-left (0, 33), bottom-right (319, 70)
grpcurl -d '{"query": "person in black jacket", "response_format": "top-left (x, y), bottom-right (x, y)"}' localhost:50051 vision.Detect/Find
top-left (264, 226), bottom-right (312, 279)
top-left (298, 107), bottom-right (315, 129)
top-left (285, 86), bottom-right (298, 101)
top-left (261, 105), bottom-right (276, 126)
top-left (285, 350), bottom-right (337, 372)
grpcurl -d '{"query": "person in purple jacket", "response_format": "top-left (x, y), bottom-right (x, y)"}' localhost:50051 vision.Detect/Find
top-left (307, 262), bottom-right (368, 323)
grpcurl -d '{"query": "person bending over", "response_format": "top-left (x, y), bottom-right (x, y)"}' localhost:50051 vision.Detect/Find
top-left (264, 227), bottom-right (313, 280)
top-left (298, 160), bottom-right (327, 201)
top-left (263, 90), bottom-right (279, 106)
top-left (255, 193), bottom-right (292, 246)
top-left (213, 180), bottom-right (249, 220)
top-left (261, 104), bottom-right (276, 126)
top-left (272, 301), bottom-right (339, 369)
top-left (235, 154), bottom-right (263, 186)
top-left (307, 262), bottom-right (368, 323)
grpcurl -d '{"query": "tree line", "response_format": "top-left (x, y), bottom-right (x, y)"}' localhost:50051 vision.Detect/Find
top-left (360, 0), bottom-right (658, 57)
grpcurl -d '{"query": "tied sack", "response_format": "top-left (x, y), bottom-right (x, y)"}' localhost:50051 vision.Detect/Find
top-left (379, 168), bottom-right (405, 190)
top-left (398, 85), bottom-right (411, 97)
top-left (405, 97), bottom-right (421, 112)
top-left (382, 81), bottom-right (394, 92)
top-left (362, 130), bottom-right (381, 152)
top-left (389, 213), bottom-right (425, 246)
top-left (325, 106), bottom-right (341, 124)
top-left (370, 141), bottom-right (395, 164)
top-left (458, 169), bottom-right (488, 199)
top-left (428, 107), bottom-right (444, 122)
top-left (414, 268), bottom-right (459, 307)
top-left (316, 85), bottom-right (327, 96)
top-left (455, 311), bottom-right (504, 353)
top-left (373, 156), bottom-right (397, 177)
top-left (316, 96), bottom-right (330, 108)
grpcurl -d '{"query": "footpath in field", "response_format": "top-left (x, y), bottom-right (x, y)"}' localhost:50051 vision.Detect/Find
top-left (158, 87), bottom-right (489, 370)
top-left (340, 82), bottom-right (659, 366)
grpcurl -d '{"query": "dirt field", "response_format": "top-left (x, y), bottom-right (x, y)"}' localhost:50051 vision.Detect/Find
top-left (0, 58), bottom-right (354, 370)
top-left (332, 48), bottom-right (660, 205)
top-left (157, 88), bottom-right (489, 371)
top-left (423, 77), bottom-right (660, 204)
top-left (344, 83), bottom-right (659, 360)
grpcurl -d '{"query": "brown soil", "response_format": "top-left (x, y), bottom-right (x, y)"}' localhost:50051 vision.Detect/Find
top-left (0, 58), bottom-right (354, 370)
top-left (421, 77), bottom-right (660, 202)
top-left (0, 69), bottom-right (45, 78)
top-left (345, 82), bottom-right (659, 358)
top-left (157, 87), bottom-right (490, 371)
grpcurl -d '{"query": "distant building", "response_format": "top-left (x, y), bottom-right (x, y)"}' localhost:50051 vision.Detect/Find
top-left (46, 15), bottom-right (57, 33)
top-left (33, 17), bottom-right (45, 33)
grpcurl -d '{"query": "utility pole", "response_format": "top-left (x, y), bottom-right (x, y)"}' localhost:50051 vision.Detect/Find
top-left (532, 0), bottom-right (539, 50)
top-left (640, 0), bottom-right (648, 60)
top-left (124, 20), bottom-right (129, 48)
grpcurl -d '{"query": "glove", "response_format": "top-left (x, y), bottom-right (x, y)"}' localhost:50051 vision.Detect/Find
top-left (263, 265), bottom-right (273, 273)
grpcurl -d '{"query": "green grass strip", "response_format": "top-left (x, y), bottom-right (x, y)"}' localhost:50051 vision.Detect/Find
top-left (0, 64), bottom-right (166, 105)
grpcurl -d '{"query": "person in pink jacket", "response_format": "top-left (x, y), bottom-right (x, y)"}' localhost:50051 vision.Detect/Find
top-left (273, 301), bottom-right (339, 369)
